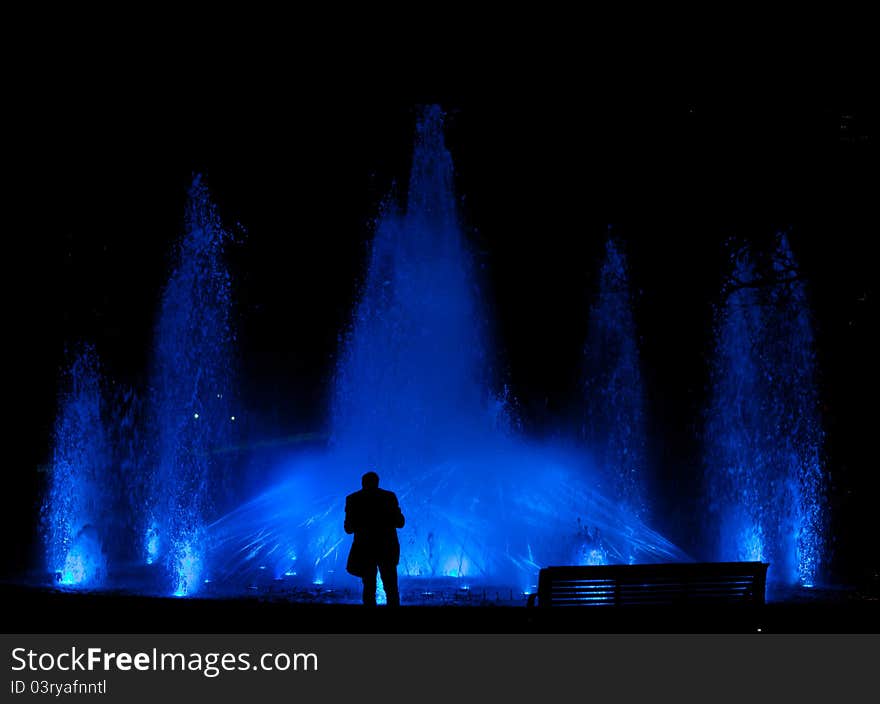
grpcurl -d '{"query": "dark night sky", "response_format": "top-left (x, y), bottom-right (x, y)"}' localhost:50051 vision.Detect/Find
top-left (6, 58), bottom-right (877, 581)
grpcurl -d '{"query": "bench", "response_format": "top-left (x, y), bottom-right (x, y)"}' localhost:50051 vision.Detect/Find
top-left (527, 561), bottom-right (768, 608)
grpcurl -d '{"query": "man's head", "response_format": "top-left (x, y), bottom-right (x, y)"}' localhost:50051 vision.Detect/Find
top-left (361, 471), bottom-right (380, 490)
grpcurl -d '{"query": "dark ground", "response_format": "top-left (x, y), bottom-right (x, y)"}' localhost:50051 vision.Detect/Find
top-left (2, 584), bottom-right (878, 634)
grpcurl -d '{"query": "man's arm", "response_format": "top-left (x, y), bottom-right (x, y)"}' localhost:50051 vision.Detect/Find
top-left (344, 496), bottom-right (355, 534)
top-left (392, 495), bottom-right (405, 529)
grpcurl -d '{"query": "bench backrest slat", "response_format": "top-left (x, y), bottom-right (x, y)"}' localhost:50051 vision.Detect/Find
top-left (536, 562), bottom-right (768, 607)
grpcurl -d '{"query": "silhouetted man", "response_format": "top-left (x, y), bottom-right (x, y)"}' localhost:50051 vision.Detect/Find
top-left (344, 471), bottom-right (405, 606)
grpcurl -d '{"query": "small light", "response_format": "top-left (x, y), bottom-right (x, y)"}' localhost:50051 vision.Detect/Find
top-left (230, 416), bottom-right (235, 421)
top-left (193, 413), bottom-right (199, 419)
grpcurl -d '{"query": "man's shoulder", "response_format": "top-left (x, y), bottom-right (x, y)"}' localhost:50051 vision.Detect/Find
top-left (347, 488), bottom-right (397, 502)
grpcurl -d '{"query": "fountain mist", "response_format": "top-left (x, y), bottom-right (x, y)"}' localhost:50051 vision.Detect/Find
top-left (209, 107), bottom-right (688, 594)
top-left (41, 345), bottom-right (110, 587)
top-left (704, 234), bottom-right (827, 586)
top-left (582, 235), bottom-right (649, 524)
top-left (145, 175), bottom-right (237, 596)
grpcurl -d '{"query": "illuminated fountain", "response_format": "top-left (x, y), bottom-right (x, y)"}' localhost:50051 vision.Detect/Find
top-left (208, 106), bottom-right (688, 595)
top-left (582, 235), bottom-right (649, 525)
top-left (704, 234), bottom-right (827, 586)
top-left (144, 175), bottom-right (238, 596)
top-left (33, 107), bottom-right (840, 604)
top-left (41, 345), bottom-right (110, 587)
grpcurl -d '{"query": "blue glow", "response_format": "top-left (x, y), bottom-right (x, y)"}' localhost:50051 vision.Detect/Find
top-left (59, 526), bottom-right (107, 587)
top-left (42, 346), bottom-right (109, 588)
top-left (582, 548), bottom-right (608, 566)
top-left (704, 235), bottom-right (827, 586)
top-left (144, 522), bottom-right (160, 565)
top-left (171, 538), bottom-right (204, 597)
top-left (376, 574), bottom-right (387, 606)
top-left (145, 175), bottom-right (237, 596)
top-left (207, 107), bottom-right (689, 593)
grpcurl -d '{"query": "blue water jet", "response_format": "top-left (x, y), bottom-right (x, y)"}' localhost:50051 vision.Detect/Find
top-left (145, 175), bottom-right (237, 596)
top-left (766, 234), bottom-right (827, 586)
top-left (41, 345), bottom-right (110, 587)
top-left (209, 107), bottom-right (688, 594)
top-left (704, 234), bottom-right (827, 586)
top-left (582, 235), bottom-right (649, 522)
top-left (331, 105), bottom-right (499, 476)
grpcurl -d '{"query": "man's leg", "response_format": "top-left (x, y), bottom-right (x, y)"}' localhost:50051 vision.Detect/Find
top-left (378, 562), bottom-right (399, 607)
top-left (361, 565), bottom-right (378, 606)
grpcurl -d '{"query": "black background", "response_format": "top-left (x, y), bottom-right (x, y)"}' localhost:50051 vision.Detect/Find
top-left (6, 45), bottom-right (876, 587)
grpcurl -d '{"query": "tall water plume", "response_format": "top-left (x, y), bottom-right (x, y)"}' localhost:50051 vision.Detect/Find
top-left (331, 105), bottom-right (497, 478)
top-left (704, 234), bottom-right (827, 586)
top-left (582, 235), bottom-right (648, 522)
top-left (41, 345), bottom-right (110, 587)
top-left (145, 175), bottom-right (237, 596)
